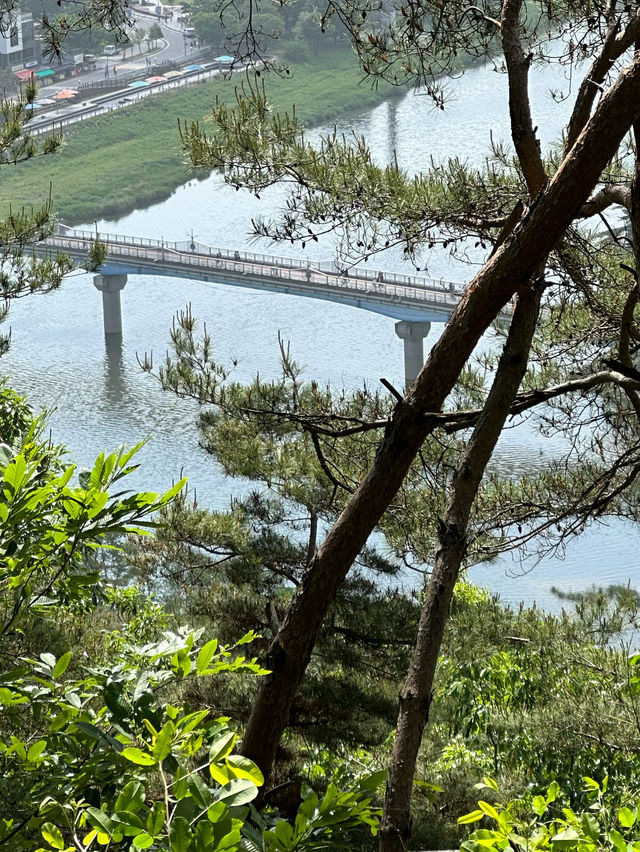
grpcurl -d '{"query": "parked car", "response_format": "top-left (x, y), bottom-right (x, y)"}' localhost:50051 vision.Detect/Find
top-left (103, 45), bottom-right (117, 56)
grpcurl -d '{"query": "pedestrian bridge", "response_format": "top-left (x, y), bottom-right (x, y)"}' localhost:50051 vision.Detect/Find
top-left (48, 225), bottom-right (467, 322)
top-left (42, 226), bottom-right (491, 384)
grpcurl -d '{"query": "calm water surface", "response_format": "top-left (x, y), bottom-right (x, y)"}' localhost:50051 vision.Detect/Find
top-left (3, 57), bottom-right (637, 610)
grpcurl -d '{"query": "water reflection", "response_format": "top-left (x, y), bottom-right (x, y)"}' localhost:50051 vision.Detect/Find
top-left (103, 335), bottom-right (127, 404)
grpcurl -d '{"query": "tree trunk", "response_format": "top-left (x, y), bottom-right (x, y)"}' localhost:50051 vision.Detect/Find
top-left (240, 51), bottom-right (640, 781)
top-left (378, 279), bottom-right (543, 852)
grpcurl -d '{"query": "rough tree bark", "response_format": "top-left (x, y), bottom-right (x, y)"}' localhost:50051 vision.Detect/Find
top-left (376, 6), bottom-right (548, 847)
top-left (240, 49), bottom-right (640, 783)
top-left (378, 277), bottom-right (543, 852)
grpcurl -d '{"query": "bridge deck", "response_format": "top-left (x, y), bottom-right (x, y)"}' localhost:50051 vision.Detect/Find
top-left (43, 226), bottom-right (495, 323)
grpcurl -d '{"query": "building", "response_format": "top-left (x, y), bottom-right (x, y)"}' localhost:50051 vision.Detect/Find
top-left (0, 10), bottom-right (40, 70)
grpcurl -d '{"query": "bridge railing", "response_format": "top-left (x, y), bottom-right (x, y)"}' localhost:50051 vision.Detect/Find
top-left (47, 233), bottom-right (466, 314)
top-left (53, 225), bottom-right (466, 297)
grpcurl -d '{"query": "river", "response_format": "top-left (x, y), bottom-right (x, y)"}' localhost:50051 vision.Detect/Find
top-left (2, 54), bottom-right (637, 610)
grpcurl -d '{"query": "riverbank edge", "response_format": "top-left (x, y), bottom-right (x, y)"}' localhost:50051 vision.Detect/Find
top-left (4, 48), bottom-right (413, 226)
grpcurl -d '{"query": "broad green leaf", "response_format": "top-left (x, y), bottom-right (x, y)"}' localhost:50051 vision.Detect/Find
top-left (86, 808), bottom-right (115, 836)
top-left (547, 781), bottom-right (560, 804)
top-left (122, 747), bottom-right (156, 766)
top-left (607, 829), bottom-right (627, 852)
top-left (207, 801), bottom-right (228, 825)
top-left (147, 802), bottom-right (165, 836)
top-left (478, 802), bottom-right (500, 821)
top-left (619, 808), bottom-right (637, 828)
top-left (458, 810), bottom-right (485, 825)
top-left (532, 796), bottom-right (547, 817)
top-left (551, 828), bottom-right (581, 851)
top-left (194, 821), bottom-right (214, 852)
top-left (197, 639), bottom-right (219, 674)
top-left (133, 834), bottom-right (155, 849)
top-left (187, 774), bottom-right (213, 809)
top-left (217, 829), bottom-right (241, 850)
top-left (52, 652), bottom-right (71, 680)
top-left (209, 732), bottom-right (236, 764)
top-left (170, 816), bottom-right (193, 851)
top-left (41, 822), bottom-right (65, 850)
top-left (357, 769), bottom-right (387, 791)
top-left (581, 813), bottom-right (599, 841)
top-left (153, 722), bottom-right (174, 762)
top-left (218, 779), bottom-right (258, 807)
top-left (113, 811), bottom-right (144, 837)
top-left (27, 740), bottom-right (46, 762)
top-left (115, 780), bottom-right (145, 814)
top-left (275, 820), bottom-right (294, 849)
top-left (210, 762), bottom-right (233, 785)
top-left (225, 755), bottom-right (264, 786)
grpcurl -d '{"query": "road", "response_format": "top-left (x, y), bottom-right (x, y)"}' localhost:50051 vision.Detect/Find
top-left (26, 7), bottom-right (219, 133)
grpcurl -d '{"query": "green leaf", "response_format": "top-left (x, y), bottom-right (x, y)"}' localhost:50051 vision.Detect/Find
top-left (210, 761), bottom-right (233, 786)
top-left (581, 813), bottom-right (599, 841)
top-left (607, 829), bottom-right (627, 852)
top-left (86, 807), bottom-right (115, 836)
top-left (478, 802), bottom-right (500, 822)
top-left (153, 721), bottom-right (174, 762)
top-left (458, 810), bottom-right (485, 825)
top-left (170, 816), bottom-right (193, 851)
top-left (194, 821), bottom-right (214, 852)
top-left (197, 639), bottom-right (219, 674)
top-left (113, 811), bottom-right (145, 836)
top-left (41, 822), bottom-right (65, 850)
top-left (133, 834), bottom-right (155, 849)
top-left (218, 778), bottom-right (258, 807)
top-left (551, 828), bottom-right (581, 851)
top-left (532, 796), bottom-right (547, 817)
top-left (122, 747), bottom-right (156, 766)
top-left (546, 781), bottom-right (560, 804)
top-left (115, 780), bottom-right (145, 814)
top-left (274, 820), bottom-right (294, 849)
top-left (52, 652), bottom-right (71, 680)
top-left (147, 802), bottom-right (165, 836)
top-left (225, 755), bottom-right (264, 786)
top-left (209, 732), bottom-right (236, 764)
top-left (619, 808), bottom-right (636, 829)
top-left (357, 769), bottom-right (387, 791)
top-left (187, 774), bottom-right (213, 809)
top-left (27, 740), bottom-right (46, 762)
top-left (207, 801), bottom-right (228, 825)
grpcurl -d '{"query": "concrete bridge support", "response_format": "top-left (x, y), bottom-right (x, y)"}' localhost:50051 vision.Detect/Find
top-left (93, 274), bottom-right (127, 336)
top-left (395, 320), bottom-right (432, 387)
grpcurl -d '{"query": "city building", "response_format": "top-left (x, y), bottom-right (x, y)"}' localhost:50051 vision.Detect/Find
top-left (0, 10), bottom-right (40, 70)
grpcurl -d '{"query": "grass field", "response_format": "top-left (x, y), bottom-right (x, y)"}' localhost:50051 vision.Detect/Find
top-left (4, 49), bottom-right (402, 225)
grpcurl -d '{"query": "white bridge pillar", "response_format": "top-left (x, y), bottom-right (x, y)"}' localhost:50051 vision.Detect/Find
top-left (395, 321), bottom-right (431, 387)
top-left (93, 274), bottom-right (127, 336)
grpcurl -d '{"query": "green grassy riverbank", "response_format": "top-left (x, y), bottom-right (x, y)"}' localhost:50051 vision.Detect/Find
top-left (4, 49), bottom-right (402, 225)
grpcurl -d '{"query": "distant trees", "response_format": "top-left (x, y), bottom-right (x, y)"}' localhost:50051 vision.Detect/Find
top-left (188, 0), bottom-right (344, 57)
top-left (147, 22), bottom-right (163, 48)
top-left (132, 26), bottom-right (146, 53)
